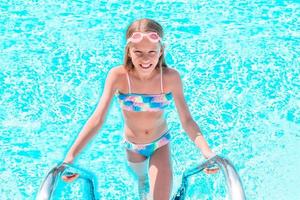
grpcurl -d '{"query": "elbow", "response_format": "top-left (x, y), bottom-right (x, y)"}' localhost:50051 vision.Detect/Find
top-left (90, 116), bottom-right (104, 128)
top-left (181, 117), bottom-right (193, 130)
top-left (96, 117), bottom-right (105, 127)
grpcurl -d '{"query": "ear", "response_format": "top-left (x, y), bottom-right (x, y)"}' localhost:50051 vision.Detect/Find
top-left (159, 44), bottom-right (164, 57)
top-left (127, 48), bottom-right (132, 58)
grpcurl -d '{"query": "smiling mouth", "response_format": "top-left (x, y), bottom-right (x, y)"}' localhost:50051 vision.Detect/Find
top-left (140, 64), bottom-right (152, 69)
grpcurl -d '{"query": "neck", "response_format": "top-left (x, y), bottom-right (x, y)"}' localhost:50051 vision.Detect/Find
top-left (133, 68), bottom-right (158, 81)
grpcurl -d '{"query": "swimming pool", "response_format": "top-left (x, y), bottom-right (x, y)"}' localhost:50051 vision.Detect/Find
top-left (0, 0), bottom-right (299, 199)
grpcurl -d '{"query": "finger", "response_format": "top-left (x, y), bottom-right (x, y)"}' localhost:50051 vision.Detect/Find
top-left (62, 174), bottom-right (79, 182)
top-left (207, 168), bottom-right (219, 174)
top-left (62, 176), bottom-right (72, 182)
top-left (204, 168), bottom-right (210, 174)
top-left (204, 168), bottom-right (219, 174)
top-left (73, 174), bottom-right (79, 179)
top-left (63, 177), bottom-right (75, 182)
top-left (67, 174), bottom-right (78, 178)
top-left (68, 174), bottom-right (79, 180)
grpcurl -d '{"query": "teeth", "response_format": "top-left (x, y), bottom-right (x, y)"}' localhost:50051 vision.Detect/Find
top-left (141, 64), bottom-right (151, 68)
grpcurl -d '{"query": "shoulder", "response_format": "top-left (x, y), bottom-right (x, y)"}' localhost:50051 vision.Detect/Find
top-left (106, 65), bottom-right (127, 79)
top-left (106, 65), bottom-right (128, 89)
top-left (107, 65), bottom-right (124, 75)
top-left (163, 67), bottom-right (183, 93)
top-left (164, 67), bottom-right (181, 83)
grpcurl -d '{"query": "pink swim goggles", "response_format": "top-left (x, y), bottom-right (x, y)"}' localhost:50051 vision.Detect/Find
top-left (127, 32), bottom-right (161, 44)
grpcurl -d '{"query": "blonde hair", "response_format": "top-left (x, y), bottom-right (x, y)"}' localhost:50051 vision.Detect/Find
top-left (123, 18), bottom-right (168, 72)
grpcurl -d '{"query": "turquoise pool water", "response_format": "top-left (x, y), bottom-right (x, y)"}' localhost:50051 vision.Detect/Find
top-left (1, 0), bottom-right (299, 199)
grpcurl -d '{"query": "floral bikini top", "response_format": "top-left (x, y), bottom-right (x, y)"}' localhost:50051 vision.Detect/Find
top-left (116, 67), bottom-right (172, 112)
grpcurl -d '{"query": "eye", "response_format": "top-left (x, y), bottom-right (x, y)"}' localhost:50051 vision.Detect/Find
top-left (134, 51), bottom-right (142, 55)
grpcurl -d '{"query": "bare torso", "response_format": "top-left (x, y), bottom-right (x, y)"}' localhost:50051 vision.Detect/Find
top-left (115, 65), bottom-right (172, 144)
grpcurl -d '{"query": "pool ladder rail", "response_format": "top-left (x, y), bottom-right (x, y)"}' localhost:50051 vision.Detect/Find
top-left (36, 155), bottom-right (245, 200)
top-left (172, 155), bottom-right (246, 200)
top-left (36, 162), bottom-right (97, 200)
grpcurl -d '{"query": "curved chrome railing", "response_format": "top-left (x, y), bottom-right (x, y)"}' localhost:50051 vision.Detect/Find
top-left (37, 156), bottom-right (244, 200)
top-left (172, 155), bottom-right (246, 200)
top-left (36, 162), bottom-right (97, 200)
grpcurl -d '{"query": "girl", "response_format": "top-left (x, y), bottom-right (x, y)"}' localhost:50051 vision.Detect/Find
top-left (62, 18), bottom-right (218, 200)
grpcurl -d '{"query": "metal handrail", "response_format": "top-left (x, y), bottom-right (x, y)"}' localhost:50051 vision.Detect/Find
top-left (36, 162), bottom-right (97, 200)
top-left (172, 155), bottom-right (246, 200)
top-left (37, 156), bottom-right (245, 200)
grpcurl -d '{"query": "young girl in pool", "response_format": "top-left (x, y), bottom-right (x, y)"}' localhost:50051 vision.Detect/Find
top-left (62, 18), bottom-right (218, 200)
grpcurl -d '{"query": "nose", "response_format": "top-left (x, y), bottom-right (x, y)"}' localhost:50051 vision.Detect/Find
top-left (141, 54), bottom-right (151, 62)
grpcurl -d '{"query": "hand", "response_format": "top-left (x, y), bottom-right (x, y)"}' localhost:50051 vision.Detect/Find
top-left (203, 167), bottom-right (219, 174)
top-left (62, 172), bottom-right (80, 183)
top-left (61, 157), bottom-right (78, 183)
top-left (203, 151), bottom-right (219, 174)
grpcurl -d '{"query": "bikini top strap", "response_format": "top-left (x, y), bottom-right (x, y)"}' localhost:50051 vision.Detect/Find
top-left (126, 71), bottom-right (132, 93)
top-left (160, 66), bottom-right (164, 93)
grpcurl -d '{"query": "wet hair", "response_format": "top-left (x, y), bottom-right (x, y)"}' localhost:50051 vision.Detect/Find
top-left (123, 18), bottom-right (168, 72)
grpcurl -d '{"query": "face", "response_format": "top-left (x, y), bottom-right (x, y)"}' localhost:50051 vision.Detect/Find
top-left (128, 37), bottom-right (162, 75)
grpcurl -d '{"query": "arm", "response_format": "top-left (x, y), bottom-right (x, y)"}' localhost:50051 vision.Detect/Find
top-left (63, 68), bottom-right (118, 164)
top-left (171, 69), bottom-right (215, 159)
